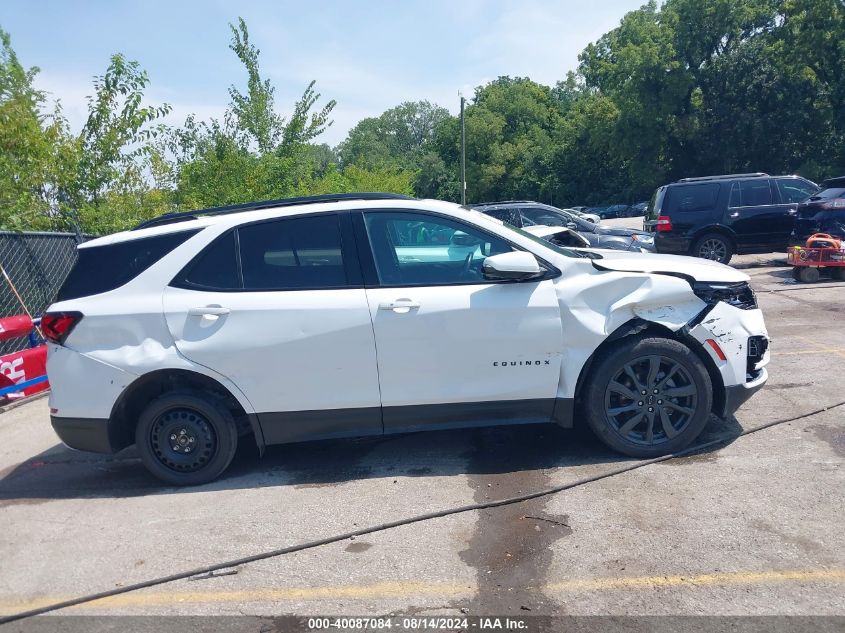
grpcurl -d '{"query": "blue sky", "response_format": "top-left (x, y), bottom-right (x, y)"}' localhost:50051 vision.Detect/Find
top-left (2, 0), bottom-right (644, 146)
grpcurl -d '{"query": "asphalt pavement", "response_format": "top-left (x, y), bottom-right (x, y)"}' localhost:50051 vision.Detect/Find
top-left (0, 226), bottom-right (843, 625)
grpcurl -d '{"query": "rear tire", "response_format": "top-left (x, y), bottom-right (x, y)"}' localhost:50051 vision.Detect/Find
top-left (581, 336), bottom-right (713, 458)
top-left (135, 390), bottom-right (238, 486)
top-left (693, 233), bottom-right (733, 265)
top-left (830, 267), bottom-right (845, 281)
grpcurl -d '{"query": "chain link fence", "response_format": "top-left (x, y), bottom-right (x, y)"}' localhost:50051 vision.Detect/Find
top-left (0, 231), bottom-right (81, 355)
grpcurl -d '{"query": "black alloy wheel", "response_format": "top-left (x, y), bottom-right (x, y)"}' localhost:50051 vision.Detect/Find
top-left (582, 335), bottom-right (713, 458)
top-left (604, 355), bottom-right (698, 446)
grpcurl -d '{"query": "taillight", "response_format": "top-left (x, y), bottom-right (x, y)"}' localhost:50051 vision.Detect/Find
top-left (656, 215), bottom-right (673, 232)
top-left (41, 312), bottom-right (83, 345)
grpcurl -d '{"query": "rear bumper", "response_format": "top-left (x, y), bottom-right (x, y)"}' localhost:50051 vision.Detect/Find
top-left (721, 367), bottom-right (768, 419)
top-left (51, 416), bottom-right (116, 454)
top-left (654, 234), bottom-right (691, 254)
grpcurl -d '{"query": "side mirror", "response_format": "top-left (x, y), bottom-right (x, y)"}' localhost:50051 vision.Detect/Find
top-left (566, 222), bottom-right (577, 230)
top-left (482, 251), bottom-right (542, 281)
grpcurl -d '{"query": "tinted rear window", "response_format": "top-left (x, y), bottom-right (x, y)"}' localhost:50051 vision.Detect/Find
top-left (811, 188), bottom-right (845, 200)
top-left (57, 230), bottom-right (198, 301)
top-left (239, 215), bottom-right (347, 290)
top-left (665, 183), bottom-right (719, 213)
top-left (739, 179), bottom-right (773, 206)
top-left (645, 187), bottom-right (666, 220)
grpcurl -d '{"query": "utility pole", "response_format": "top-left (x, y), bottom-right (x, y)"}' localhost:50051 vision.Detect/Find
top-left (460, 94), bottom-right (466, 205)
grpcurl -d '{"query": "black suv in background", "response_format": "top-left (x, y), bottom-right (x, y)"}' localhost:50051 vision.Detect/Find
top-left (791, 176), bottom-right (845, 244)
top-left (644, 173), bottom-right (818, 264)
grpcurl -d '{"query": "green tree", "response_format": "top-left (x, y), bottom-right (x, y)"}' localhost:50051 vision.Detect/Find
top-left (0, 28), bottom-right (72, 230)
top-left (338, 100), bottom-right (450, 170)
top-left (171, 17), bottom-right (337, 210)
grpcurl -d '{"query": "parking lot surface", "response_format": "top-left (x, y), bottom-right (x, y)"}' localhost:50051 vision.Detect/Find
top-left (1, 238), bottom-right (843, 621)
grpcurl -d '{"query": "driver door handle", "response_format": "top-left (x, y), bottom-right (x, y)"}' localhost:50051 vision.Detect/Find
top-left (378, 299), bottom-right (420, 312)
top-left (729, 212), bottom-right (739, 218)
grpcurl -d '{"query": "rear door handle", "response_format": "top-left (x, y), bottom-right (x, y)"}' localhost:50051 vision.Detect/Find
top-left (188, 306), bottom-right (231, 317)
top-left (729, 212), bottom-right (739, 218)
top-left (378, 299), bottom-right (420, 313)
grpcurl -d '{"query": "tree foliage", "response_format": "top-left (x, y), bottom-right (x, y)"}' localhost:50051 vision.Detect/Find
top-left (1, 1), bottom-right (844, 233)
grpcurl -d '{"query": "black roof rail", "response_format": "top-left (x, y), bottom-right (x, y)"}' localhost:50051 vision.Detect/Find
top-left (676, 172), bottom-right (769, 183)
top-left (132, 192), bottom-right (415, 231)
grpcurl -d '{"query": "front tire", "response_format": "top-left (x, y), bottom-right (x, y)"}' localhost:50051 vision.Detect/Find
top-left (135, 390), bottom-right (238, 486)
top-left (693, 233), bottom-right (733, 265)
top-left (582, 336), bottom-right (713, 458)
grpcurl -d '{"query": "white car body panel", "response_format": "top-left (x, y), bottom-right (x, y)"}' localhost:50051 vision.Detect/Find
top-left (162, 286), bottom-right (382, 416)
top-left (45, 196), bottom-right (769, 460)
top-left (365, 280), bottom-right (563, 411)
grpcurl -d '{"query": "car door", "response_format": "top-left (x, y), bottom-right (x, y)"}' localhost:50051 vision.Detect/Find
top-left (357, 210), bottom-right (564, 433)
top-left (162, 213), bottom-right (383, 444)
top-left (727, 179), bottom-right (792, 249)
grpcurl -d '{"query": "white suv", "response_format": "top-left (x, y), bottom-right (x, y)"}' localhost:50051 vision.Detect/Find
top-left (42, 193), bottom-right (770, 485)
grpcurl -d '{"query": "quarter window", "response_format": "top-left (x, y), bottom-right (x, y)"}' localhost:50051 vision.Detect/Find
top-left (666, 183), bottom-right (719, 213)
top-left (177, 231), bottom-right (240, 290)
top-left (364, 212), bottom-right (513, 286)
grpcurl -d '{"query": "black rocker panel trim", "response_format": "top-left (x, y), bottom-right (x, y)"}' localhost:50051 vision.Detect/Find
top-left (257, 398), bottom-right (575, 445)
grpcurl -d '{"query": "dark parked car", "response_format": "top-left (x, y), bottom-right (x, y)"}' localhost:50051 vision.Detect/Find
top-left (472, 201), bottom-right (656, 252)
top-left (643, 173), bottom-right (818, 264)
top-left (791, 176), bottom-right (845, 244)
top-left (604, 204), bottom-right (631, 218)
top-left (628, 201), bottom-right (648, 217)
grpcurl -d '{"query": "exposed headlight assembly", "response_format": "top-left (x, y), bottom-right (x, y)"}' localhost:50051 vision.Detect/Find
top-left (692, 281), bottom-right (757, 310)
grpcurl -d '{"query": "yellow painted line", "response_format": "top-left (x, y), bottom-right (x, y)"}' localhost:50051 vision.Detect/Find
top-left (545, 568), bottom-right (845, 592)
top-left (793, 335), bottom-right (845, 360)
top-left (1, 569), bottom-right (843, 614)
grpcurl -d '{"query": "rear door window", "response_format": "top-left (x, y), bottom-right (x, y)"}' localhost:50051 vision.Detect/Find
top-left (57, 230), bottom-right (199, 301)
top-left (238, 214), bottom-right (348, 290)
top-left (666, 183), bottom-right (719, 213)
top-left (739, 179), bottom-right (774, 206)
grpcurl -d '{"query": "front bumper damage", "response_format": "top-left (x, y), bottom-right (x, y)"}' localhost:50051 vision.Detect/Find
top-left (686, 300), bottom-right (770, 417)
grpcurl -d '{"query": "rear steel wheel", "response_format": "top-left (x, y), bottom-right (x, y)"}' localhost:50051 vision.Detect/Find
top-left (136, 390), bottom-right (238, 486)
top-left (149, 407), bottom-right (217, 473)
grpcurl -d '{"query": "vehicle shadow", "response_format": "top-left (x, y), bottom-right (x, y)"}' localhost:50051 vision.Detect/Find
top-left (0, 415), bottom-right (743, 503)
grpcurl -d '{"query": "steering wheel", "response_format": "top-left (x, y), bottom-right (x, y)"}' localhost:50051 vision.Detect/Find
top-left (462, 251), bottom-right (475, 279)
